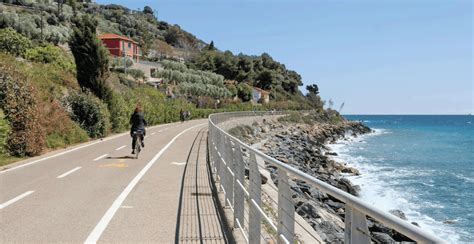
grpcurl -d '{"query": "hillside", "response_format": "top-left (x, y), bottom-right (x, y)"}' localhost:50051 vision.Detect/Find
top-left (0, 0), bottom-right (325, 163)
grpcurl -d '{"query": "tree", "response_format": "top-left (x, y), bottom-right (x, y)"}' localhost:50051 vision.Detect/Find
top-left (69, 14), bottom-right (111, 101)
top-left (67, 0), bottom-right (77, 16)
top-left (207, 41), bottom-right (216, 51)
top-left (164, 26), bottom-right (180, 46)
top-left (256, 70), bottom-right (273, 90)
top-left (143, 6), bottom-right (154, 15)
top-left (237, 83), bottom-right (252, 102)
top-left (306, 84), bottom-right (319, 95)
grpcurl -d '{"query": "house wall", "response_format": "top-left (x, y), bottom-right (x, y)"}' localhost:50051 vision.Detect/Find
top-left (252, 88), bottom-right (262, 102)
top-left (132, 62), bottom-right (163, 82)
top-left (101, 39), bottom-right (121, 57)
top-left (101, 38), bottom-right (141, 62)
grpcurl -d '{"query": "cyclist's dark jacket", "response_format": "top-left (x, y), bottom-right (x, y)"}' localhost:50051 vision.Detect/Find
top-left (130, 112), bottom-right (147, 132)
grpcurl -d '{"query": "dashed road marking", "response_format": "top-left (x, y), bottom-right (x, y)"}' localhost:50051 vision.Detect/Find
top-left (93, 154), bottom-right (108, 161)
top-left (99, 163), bottom-right (128, 168)
top-left (0, 191), bottom-right (34, 210)
top-left (171, 162), bottom-right (186, 166)
top-left (57, 167), bottom-right (82, 179)
top-left (115, 145), bottom-right (126, 151)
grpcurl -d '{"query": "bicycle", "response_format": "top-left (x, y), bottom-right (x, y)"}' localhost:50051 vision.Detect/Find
top-left (133, 130), bottom-right (144, 159)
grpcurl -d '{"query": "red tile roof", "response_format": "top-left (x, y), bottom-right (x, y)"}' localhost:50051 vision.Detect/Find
top-left (99, 33), bottom-right (138, 44)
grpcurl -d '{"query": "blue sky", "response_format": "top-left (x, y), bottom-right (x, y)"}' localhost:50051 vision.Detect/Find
top-left (98, 0), bottom-right (472, 114)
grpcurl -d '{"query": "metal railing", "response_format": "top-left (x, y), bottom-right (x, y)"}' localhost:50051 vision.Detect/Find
top-left (207, 111), bottom-right (445, 244)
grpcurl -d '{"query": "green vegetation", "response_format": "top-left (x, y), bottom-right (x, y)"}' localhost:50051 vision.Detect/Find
top-left (0, 27), bottom-right (32, 56)
top-left (66, 91), bottom-right (112, 138)
top-left (278, 110), bottom-right (345, 125)
top-left (156, 60), bottom-right (231, 98)
top-left (188, 50), bottom-right (303, 95)
top-left (0, 63), bottom-right (45, 157)
top-left (0, 1), bottom-right (330, 167)
top-left (0, 110), bottom-right (8, 154)
top-left (25, 43), bottom-right (76, 73)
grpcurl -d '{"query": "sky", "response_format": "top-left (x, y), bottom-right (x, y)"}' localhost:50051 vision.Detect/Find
top-left (97, 0), bottom-right (473, 114)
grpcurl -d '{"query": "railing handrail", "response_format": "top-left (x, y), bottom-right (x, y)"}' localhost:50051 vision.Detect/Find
top-left (208, 111), bottom-right (445, 243)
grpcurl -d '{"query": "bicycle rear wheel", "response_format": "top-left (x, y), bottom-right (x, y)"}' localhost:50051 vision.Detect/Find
top-left (135, 137), bottom-right (141, 159)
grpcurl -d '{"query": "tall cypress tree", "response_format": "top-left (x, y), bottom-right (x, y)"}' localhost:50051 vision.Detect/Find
top-left (69, 14), bottom-right (111, 101)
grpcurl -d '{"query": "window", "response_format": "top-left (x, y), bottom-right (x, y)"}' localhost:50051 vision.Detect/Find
top-left (128, 42), bottom-right (131, 48)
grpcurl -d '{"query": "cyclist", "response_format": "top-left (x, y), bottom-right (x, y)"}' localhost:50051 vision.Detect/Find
top-left (180, 109), bottom-right (185, 122)
top-left (130, 104), bottom-right (147, 154)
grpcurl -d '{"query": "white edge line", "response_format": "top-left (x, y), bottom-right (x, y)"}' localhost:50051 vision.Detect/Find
top-left (115, 145), bottom-right (126, 151)
top-left (93, 154), bottom-right (108, 161)
top-left (57, 167), bottom-right (82, 179)
top-left (0, 191), bottom-right (34, 209)
top-left (0, 123), bottom-right (171, 174)
top-left (84, 123), bottom-right (205, 244)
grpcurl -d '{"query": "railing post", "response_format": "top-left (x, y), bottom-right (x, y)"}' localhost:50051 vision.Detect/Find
top-left (248, 152), bottom-right (262, 244)
top-left (345, 205), bottom-right (370, 244)
top-left (215, 130), bottom-right (222, 179)
top-left (277, 169), bottom-right (294, 244)
top-left (233, 143), bottom-right (245, 230)
top-left (223, 136), bottom-right (234, 208)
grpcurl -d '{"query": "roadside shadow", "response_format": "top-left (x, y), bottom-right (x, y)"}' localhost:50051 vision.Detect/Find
top-left (106, 156), bottom-right (134, 159)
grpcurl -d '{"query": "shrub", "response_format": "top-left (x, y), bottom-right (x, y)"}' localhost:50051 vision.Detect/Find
top-left (0, 66), bottom-right (45, 156)
top-left (108, 92), bottom-right (133, 133)
top-left (41, 100), bottom-right (89, 148)
top-left (0, 27), bottom-right (32, 57)
top-left (46, 122), bottom-right (88, 148)
top-left (127, 68), bottom-right (145, 80)
top-left (0, 109), bottom-right (9, 155)
top-left (237, 83), bottom-right (252, 102)
top-left (65, 91), bottom-right (111, 138)
top-left (24, 44), bottom-right (76, 73)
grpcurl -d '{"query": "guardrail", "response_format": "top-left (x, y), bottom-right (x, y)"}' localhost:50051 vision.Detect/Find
top-left (207, 111), bottom-right (445, 244)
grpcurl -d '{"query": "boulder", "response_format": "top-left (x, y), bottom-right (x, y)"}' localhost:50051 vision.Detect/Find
top-left (296, 201), bottom-right (321, 219)
top-left (389, 209), bottom-right (408, 221)
top-left (341, 167), bottom-right (360, 175)
top-left (372, 232), bottom-right (396, 244)
top-left (325, 199), bottom-right (344, 210)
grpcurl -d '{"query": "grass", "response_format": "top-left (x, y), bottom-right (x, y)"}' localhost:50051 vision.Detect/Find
top-left (0, 154), bottom-right (23, 167)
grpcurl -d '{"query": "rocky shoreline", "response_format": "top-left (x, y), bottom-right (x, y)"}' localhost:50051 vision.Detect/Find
top-left (228, 115), bottom-right (417, 243)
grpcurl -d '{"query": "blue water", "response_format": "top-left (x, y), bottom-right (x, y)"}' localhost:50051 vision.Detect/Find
top-left (331, 115), bottom-right (473, 242)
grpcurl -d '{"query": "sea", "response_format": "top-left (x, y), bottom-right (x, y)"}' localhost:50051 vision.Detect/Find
top-left (329, 115), bottom-right (473, 243)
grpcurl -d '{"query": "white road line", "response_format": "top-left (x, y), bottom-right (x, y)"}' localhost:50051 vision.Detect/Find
top-left (151, 132), bottom-right (156, 135)
top-left (84, 123), bottom-right (205, 244)
top-left (0, 123), bottom-right (171, 174)
top-left (115, 145), bottom-right (126, 151)
top-left (93, 154), bottom-right (108, 161)
top-left (171, 162), bottom-right (186, 166)
top-left (0, 191), bottom-right (34, 210)
top-left (158, 130), bottom-right (163, 132)
top-left (57, 167), bottom-right (82, 179)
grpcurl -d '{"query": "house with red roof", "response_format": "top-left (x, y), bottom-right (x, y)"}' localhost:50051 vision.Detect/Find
top-left (99, 33), bottom-right (141, 62)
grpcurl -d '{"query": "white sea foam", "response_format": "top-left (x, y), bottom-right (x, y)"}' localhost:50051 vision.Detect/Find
top-left (454, 174), bottom-right (474, 183)
top-left (327, 129), bottom-right (468, 243)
